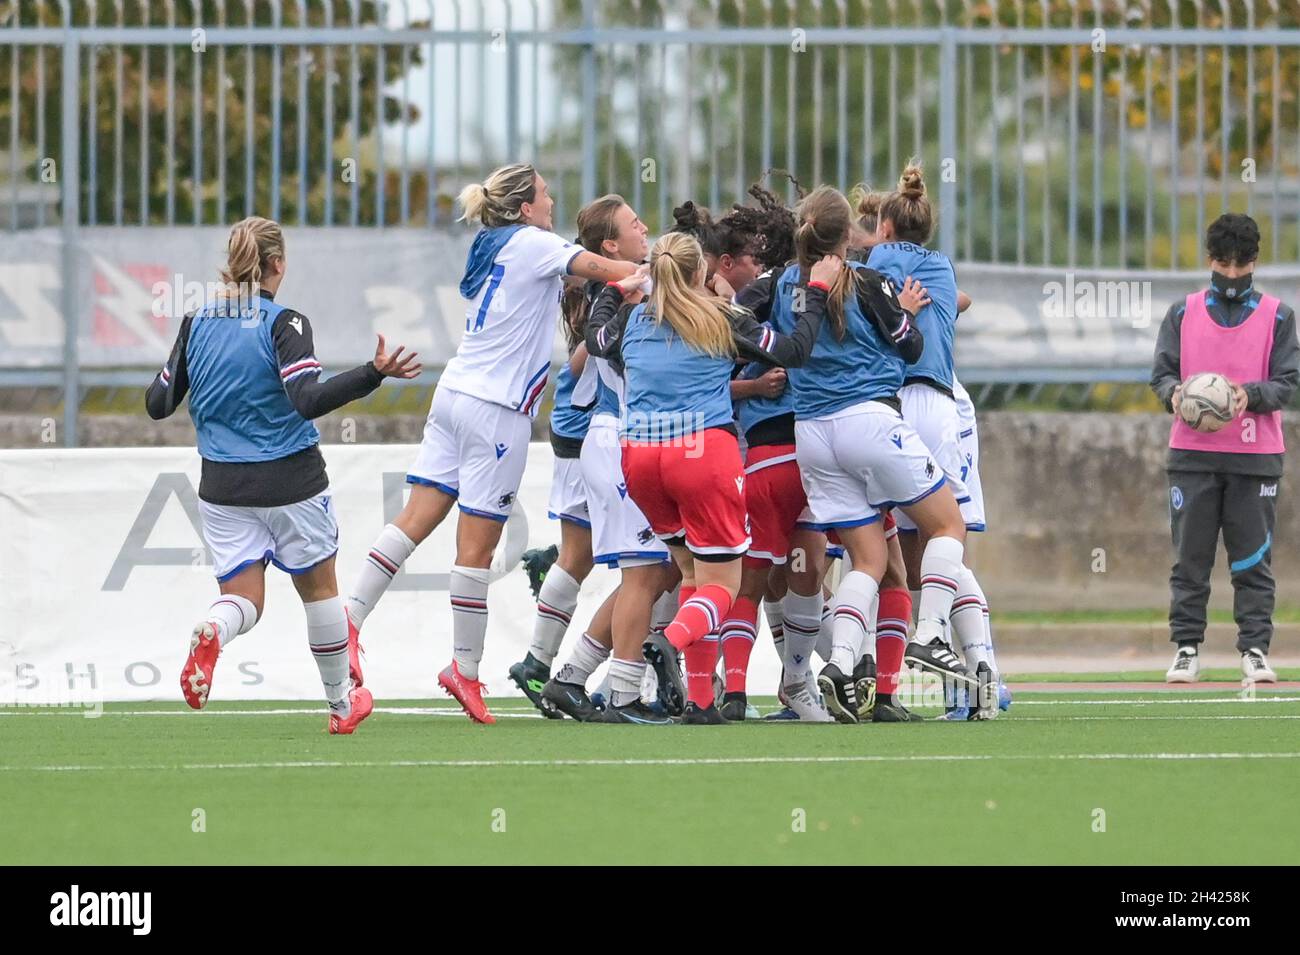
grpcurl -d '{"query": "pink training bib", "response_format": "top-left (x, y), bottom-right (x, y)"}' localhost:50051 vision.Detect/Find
top-left (1169, 289), bottom-right (1284, 454)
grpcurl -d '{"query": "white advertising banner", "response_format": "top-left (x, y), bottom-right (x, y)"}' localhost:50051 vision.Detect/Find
top-left (0, 444), bottom-right (783, 706)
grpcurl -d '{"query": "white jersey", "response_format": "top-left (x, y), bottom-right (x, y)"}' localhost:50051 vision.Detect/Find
top-left (439, 226), bottom-right (581, 418)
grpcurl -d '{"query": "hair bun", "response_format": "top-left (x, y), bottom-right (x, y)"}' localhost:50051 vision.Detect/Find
top-left (672, 201), bottom-right (711, 232)
top-left (898, 164), bottom-right (926, 199)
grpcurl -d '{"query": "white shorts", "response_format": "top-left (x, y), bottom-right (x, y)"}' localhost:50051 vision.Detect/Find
top-left (795, 400), bottom-right (946, 529)
top-left (894, 382), bottom-right (978, 532)
top-left (407, 386), bottom-right (532, 521)
top-left (952, 380), bottom-right (986, 531)
top-left (580, 414), bottom-right (669, 568)
top-left (547, 455), bottom-right (590, 528)
top-left (199, 491), bottom-right (338, 582)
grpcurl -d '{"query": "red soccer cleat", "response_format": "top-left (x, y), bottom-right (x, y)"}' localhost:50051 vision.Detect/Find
top-left (347, 614), bottom-right (365, 688)
top-left (438, 661), bottom-right (495, 724)
top-left (180, 621), bottom-right (221, 709)
top-left (328, 686), bottom-right (374, 735)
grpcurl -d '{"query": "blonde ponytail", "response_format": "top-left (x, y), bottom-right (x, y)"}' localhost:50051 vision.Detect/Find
top-left (219, 216), bottom-right (284, 292)
top-left (457, 163), bottom-right (538, 227)
top-left (648, 232), bottom-right (736, 358)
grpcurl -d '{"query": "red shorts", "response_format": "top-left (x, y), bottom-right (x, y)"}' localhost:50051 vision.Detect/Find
top-left (622, 428), bottom-right (751, 558)
top-left (742, 443), bottom-right (806, 565)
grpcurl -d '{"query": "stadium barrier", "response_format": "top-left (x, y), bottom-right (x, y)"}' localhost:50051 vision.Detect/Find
top-left (4, 420), bottom-right (1298, 704)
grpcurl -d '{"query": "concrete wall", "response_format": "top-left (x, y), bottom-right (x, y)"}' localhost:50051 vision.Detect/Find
top-left (4, 408), bottom-right (1296, 613)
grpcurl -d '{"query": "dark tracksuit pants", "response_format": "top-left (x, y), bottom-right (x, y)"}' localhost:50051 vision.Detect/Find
top-left (1167, 469), bottom-right (1278, 653)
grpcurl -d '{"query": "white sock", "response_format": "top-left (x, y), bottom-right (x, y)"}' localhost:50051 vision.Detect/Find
top-left (348, 524), bottom-right (416, 627)
top-left (554, 632), bottom-right (610, 687)
top-left (967, 574), bottom-right (1000, 676)
top-left (781, 589), bottom-right (823, 688)
top-left (305, 597), bottom-right (351, 712)
top-left (608, 657), bottom-right (646, 707)
top-left (450, 565), bottom-right (491, 680)
top-left (952, 567), bottom-right (989, 669)
top-left (915, 536), bottom-right (964, 645)
top-left (814, 600), bottom-right (834, 663)
top-left (830, 571), bottom-right (879, 672)
top-left (207, 594), bottom-right (258, 648)
top-left (529, 565), bottom-right (581, 667)
top-left (650, 586), bottom-right (679, 634)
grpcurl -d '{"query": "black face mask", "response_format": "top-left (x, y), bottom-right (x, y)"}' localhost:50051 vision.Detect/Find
top-left (1211, 270), bottom-right (1253, 302)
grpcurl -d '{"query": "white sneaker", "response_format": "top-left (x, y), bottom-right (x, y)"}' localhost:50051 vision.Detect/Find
top-left (783, 680), bottom-right (835, 723)
top-left (1166, 647), bottom-right (1200, 683)
top-left (1241, 649), bottom-right (1277, 683)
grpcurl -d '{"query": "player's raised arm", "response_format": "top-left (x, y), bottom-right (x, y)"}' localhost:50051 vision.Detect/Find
top-left (144, 313), bottom-right (194, 420)
top-left (856, 265), bottom-right (925, 364)
top-left (585, 267), bottom-right (646, 365)
top-left (567, 249), bottom-right (639, 284)
top-left (273, 310), bottom-right (421, 421)
top-left (729, 259), bottom-right (836, 369)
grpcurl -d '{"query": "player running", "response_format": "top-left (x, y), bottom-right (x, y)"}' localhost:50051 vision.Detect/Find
top-left (146, 216), bottom-right (421, 734)
top-left (585, 230), bottom-right (837, 723)
top-left (343, 163), bottom-right (637, 724)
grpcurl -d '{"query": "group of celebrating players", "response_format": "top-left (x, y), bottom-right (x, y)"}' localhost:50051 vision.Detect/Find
top-left (150, 158), bottom-right (1011, 733)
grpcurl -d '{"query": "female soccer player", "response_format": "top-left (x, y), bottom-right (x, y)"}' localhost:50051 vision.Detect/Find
top-left (867, 165), bottom-right (998, 717)
top-left (766, 186), bottom-right (973, 723)
top-left (586, 231), bottom-right (838, 723)
top-left (344, 163), bottom-right (637, 724)
top-left (146, 216), bottom-right (421, 734)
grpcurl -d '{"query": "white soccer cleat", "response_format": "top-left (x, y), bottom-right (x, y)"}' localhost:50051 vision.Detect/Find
top-left (1241, 649), bottom-right (1277, 684)
top-left (1165, 647), bottom-right (1200, 684)
top-left (783, 680), bottom-right (836, 723)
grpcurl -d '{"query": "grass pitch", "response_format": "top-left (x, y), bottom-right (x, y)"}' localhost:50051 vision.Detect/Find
top-left (3, 680), bottom-right (1298, 866)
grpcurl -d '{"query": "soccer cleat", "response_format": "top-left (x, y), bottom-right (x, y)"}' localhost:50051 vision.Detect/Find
top-left (508, 652), bottom-right (562, 719)
top-left (816, 663), bottom-right (859, 724)
top-left (600, 699), bottom-right (676, 725)
top-left (782, 680), bottom-right (836, 723)
top-left (180, 621), bottom-right (221, 709)
top-left (905, 637), bottom-right (973, 684)
top-left (744, 702), bottom-right (762, 720)
top-left (541, 678), bottom-right (601, 722)
top-left (763, 706), bottom-right (801, 721)
top-left (1165, 646), bottom-right (1200, 684)
top-left (1241, 649), bottom-right (1277, 683)
top-left (520, 545), bottom-right (559, 599)
top-left (853, 654), bottom-right (878, 720)
top-left (998, 679), bottom-right (1013, 711)
top-left (681, 701), bottom-right (730, 725)
top-left (968, 661), bottom-right (998, 720)
top-left (719, 692), bottom-right (748, 722)
top-left (437, 661), bottom-right (496, 724)
top-left (642, 632), bottom-right (686, 717)
top-left (328, 686), bottom-right (374, 735)
top-left (346, 614), bottom-right (365, 688)
top-left (872, 695), bottom-right (923, 722)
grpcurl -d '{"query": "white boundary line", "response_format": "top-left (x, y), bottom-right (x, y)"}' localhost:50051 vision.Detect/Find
top-left (2, 751), bottom-right (1299, 773)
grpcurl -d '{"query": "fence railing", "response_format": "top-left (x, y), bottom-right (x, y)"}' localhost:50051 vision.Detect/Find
top-left (2, 1), bottom-right (1300, 444)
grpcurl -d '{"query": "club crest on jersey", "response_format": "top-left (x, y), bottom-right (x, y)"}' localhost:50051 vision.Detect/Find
top-left (890, 433), bottom-right (903, 449)
top-left (1170, 486), bottom-right (1183, 510)
top-left (497, 491), bottom-right (515, 509)
top-left (495, 443), bottom-right (508, 459)
top-left (925, 461), bottom-right (935, 480)
top-left (617, 482), bottom-right (628, 499)
top-left (637, 527), bottom-right (655, 545)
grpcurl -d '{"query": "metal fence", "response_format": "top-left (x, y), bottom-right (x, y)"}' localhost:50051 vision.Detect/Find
top-left (3, 1), bottom-right (1300, 443)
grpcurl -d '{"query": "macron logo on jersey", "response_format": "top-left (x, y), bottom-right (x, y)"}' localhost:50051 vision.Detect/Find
top-left (890, 433), bottom-right (903, 449)
top-left (617, 482), bottom-right (628, 499)
top-left (495, 443), bottom-right (508, 459)
top-left (289, 315), bottom-right (303, 335)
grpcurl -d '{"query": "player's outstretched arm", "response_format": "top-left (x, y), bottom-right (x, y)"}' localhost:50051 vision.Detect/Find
top-left (731, 257), bottom-right (836, 368)
top-left (144, 313), bottom-right (194, 420)
top-left (568, 250), bottom-right (639, 284)
top-left (857, 265), bottom-right (925, 364)
top-left (274, 310), bottom-right (421, 421)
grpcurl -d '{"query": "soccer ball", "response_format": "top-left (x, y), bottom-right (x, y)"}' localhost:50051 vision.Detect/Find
top-left (1178, 372), bottom-right (1236, 432)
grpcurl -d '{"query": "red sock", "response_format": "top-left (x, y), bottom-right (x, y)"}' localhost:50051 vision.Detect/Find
top-left (683, 638), bottom-right (719, 708)
top-left (720, 596), bottom-right (758, 695)
top-left (876, 587), bottom-right (912, 695)
top-left (664, 584), bottom-right (729, 651)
